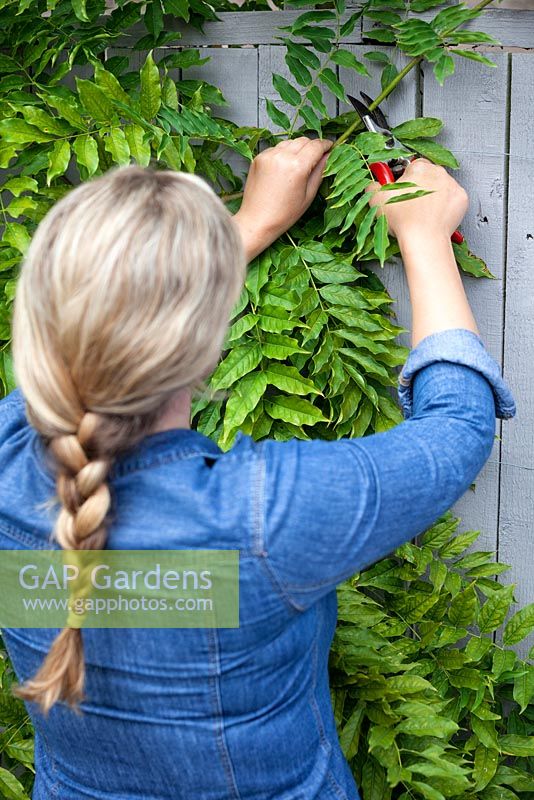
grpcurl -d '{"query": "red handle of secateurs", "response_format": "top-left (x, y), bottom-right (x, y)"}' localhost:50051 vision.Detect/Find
top-left (370, 161), bottom-right (464, 245)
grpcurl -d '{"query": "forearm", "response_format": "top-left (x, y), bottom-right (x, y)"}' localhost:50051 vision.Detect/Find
top-left (397, 228), bottom-right (479, 348)
top-left (232, 210), bottom-right (273, 263)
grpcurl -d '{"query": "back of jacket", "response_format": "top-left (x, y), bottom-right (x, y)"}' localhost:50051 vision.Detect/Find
top-left (0, 387), bottom-right (357, 800)
top-left (0, 329), bottom-right (515, 800)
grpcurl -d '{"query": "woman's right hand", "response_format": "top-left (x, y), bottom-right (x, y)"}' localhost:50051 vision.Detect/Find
top-left (366, 158), bottom-right (469, 242)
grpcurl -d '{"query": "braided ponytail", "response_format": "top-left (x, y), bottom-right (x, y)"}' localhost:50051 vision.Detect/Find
top-left (11, 164), bottom-right (246, 713)
top-left (14, 408), bottom-right (161, 713)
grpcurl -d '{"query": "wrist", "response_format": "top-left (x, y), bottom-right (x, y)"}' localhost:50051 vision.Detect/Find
top-left (396, 224), bottom-right (451, 252)
top-left (232, 209), bottom-right (273, 263)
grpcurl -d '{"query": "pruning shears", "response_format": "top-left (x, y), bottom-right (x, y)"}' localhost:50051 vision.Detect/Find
top-left (347, 92), bottom-right (464, 245)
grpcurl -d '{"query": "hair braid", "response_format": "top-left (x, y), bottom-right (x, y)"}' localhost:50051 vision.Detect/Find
top-left (14, 405), bottom-right (165, 713)
top-left (11, 164), bottom-right (247, 713)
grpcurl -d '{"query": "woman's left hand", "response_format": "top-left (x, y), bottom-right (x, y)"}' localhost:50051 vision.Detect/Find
top-left (233, 137), bottom-right (333, 262)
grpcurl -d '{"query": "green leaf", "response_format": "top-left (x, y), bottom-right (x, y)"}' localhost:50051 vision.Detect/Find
top-left (71, 0), bottom-right (89, 22)
top-left (450, 50), bottom-right (497, 68)
top-left (72, 134), bottom-right (99, 177)
top-left (3, 222), bottom-right (30, 254)
top-left (503, 602), bottom-right (534, 645)
top-left (448, 583), bottom-right (478, 626)
top-left (395, 19), bottom-right (442, 57)
top-left (396, 715), bottom-right (458, 738)
top-left (286, 40), bottom-right (321, 70)
top-left (140, 50), bottom-right (162, 119)
top-left (145, 0), bottom-right (164, 39)
top-left (76, 78), bottom-right (116, 124)
top-left (221, 371), bottom-right (267, 444)
top-left (299, 105), bottom-right (322, 134)
top-left (361, 756), bottom-right (388, 800)
top-left (453, 240), bottom-right (495, 279)
top-left (94, 62), bottom-right (130, 105)
top-left (392, 117), bottom-right (443, 139)
top-left (285, 54), bottom-right (312, 87)
top-left (3, 176), bottom-right (38, 196)
top-left (492, 648), bottom-right (516, 679)
top-left (264, 395), bottom-right (328, 426)
top-left (330, 49), bottom-right (370, 77)
top-left (319, 67), bottom-right (347, 103)
top-left (160, 50), bottom-right (210, 70)
top-left (306, 85), bottom-right (328, 116)
top-left (262, 333), bottom-right (308, 360)
top-left (473, 717), bottom-right (500, 750)
top-left (498, 735), bottom-right (534, 757)
top-left (125, 124), bottom-right (152, 167)
top-left (46, 139), bottom-right (70, 185)
top-left (264, 363), bottom-right (321, 396)
top-left (363, 51), bottom-right (391, 64)
top-left (407, 137), bottom-right (460, 168)
top-left (440, 528), bottom-right (481, 558)
top-left (104, 126), bottom-right (130, 166)
top-left (309, 261), bottom-right (364, 284)
top-left (19, 105), bottom-right (74, 136)
top-left (412, 782), bottom-right (445, 800)
top-left (433, 52), bottom-right (455, 85)
top-left (479, 584), bottom-right (515, 633)
top-left (339, 702), bottom-right (365, 760)
top-left (473, 746), bottom-right (499, 790)
top-left (356, 205), bottom-right (377, 252)
top-left (513, 666), bottom-right (534, 713)
top-left (245, 252), bottom-right (270, 304)
top-left (265, 99), bottom-right (290, 131)
top-left (40, 92), bottom-right (86, 130)
top-left (0, 767), bottom-right (30, 800)
top-left (0, 118), bottom-right (54, 143)
top-left (210, 344), bottom-right (262, 390)
top-left (373, 214), bottom-right (389, 267)
top-left (163, 0), bottom-right (190, 21)
top-left (384, 189), bottom-right (433, 205)
top-left (272, 73), bottom-right (300, 107)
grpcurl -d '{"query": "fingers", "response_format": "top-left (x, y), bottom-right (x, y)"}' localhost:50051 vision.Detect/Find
top-left (305, 151), bottom-right (330, 202)
top-left (301, 137), bottom-right (333, 166)
top-left (276, 137), bottom-right (333, 168)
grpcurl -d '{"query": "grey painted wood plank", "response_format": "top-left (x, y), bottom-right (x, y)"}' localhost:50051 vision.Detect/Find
top-left (339, 46), bottom-right (418, 355)
top-left (183, 47), bottom-right (259, 128)
top-left (498, 53), bottom-right (534, 660)
top-left (258, 45), bottom-right (337, 132)
top-left (422, 53), bottom-right (509, 549)
top-left (184, 47), bottom-right (258, 179)
top-left (364, 8), bottom-right (534, 48)
top-left (117, 9), bottom-right (534, 47)
top-left (123, 10), bottom-right (364, 46)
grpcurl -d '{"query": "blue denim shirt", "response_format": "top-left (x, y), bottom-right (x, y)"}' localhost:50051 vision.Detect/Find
top-left (0, 328), bottom-right (515, 800)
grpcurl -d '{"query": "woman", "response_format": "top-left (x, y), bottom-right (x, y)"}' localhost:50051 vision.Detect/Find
top-left (0, 138), bottom-right (515, 800)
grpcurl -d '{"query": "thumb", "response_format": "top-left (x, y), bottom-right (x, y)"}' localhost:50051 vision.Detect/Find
top-left (365, 180), bottom-right (382, 207)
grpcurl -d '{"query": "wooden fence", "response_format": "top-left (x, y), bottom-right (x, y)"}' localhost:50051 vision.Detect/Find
top-left (112, 8), bottom-right (534, 655)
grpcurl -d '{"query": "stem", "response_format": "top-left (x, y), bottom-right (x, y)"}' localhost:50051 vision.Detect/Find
top-left (221, 0), bottom-right (497, 203)
top-left (334, 0), bottom-right (496, 148)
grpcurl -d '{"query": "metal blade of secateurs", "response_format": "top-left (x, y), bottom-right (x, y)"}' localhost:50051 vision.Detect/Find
top-left (347, 93), bottom-right (371, 122)
top-left (359, 92), bottom-right (396, 148)
top-left (359, 92), bottom-right (389, 131)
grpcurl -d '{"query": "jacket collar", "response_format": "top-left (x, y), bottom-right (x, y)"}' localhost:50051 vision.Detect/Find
top-left (32, 426), bottom-right (223, 484)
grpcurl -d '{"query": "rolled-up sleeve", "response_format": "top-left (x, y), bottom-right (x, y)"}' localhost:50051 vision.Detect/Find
top-left (260, 328), bottom-right (516, 611)
top-left (398, 328), bottom-right (516, 420)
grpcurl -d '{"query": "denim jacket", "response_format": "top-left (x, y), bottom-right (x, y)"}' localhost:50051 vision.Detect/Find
top-left (0, 328), bottom-right (515, 800)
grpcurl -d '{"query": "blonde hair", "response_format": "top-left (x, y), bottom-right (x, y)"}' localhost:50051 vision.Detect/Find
top-left (11, 164), bottom-right (246, 713)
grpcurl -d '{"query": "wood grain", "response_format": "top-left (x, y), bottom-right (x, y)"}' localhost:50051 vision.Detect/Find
top-left (421, 54), bottom-right (509, 551)
top-left (498, 53), bottom-right (534, 660)
top-left (118, 9), bottom-right (534, 48)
